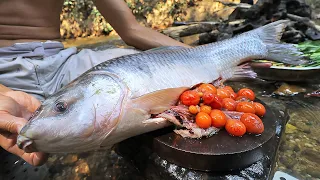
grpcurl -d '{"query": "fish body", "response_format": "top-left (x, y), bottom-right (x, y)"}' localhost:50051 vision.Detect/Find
top-left (17, 20), bottom-right (306, 153)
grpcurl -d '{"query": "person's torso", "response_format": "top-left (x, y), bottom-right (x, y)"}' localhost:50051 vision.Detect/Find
top-left (0, 0), bottom-right (64, 47)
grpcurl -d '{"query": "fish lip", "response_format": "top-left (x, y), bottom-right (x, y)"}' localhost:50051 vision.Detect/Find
top-left (17, 135), bottom-right (37, 153)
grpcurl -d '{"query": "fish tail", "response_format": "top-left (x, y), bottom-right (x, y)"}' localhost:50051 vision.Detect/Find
top-left (248, 20), bottom-right (308, 65)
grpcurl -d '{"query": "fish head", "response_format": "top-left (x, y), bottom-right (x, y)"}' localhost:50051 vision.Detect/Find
top-left (17, 72), bottom-right (127, 153)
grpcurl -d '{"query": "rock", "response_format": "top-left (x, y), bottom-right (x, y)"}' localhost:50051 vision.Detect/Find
top-left (301, 149), bottom-right (320, 164)
top-left (279, 156), bottom-right (296, 169)
top-left (293, 144), bottom-right (301, 152)
top-left (180, 34), bottom-right (201, 45)
top-left (305, 27), bottom-right (320, 40)
top-left (295, 122), bottom-right (312, 134)
top-left (286, 0), bottom-right (312, 18)
top-left (162, 23), bottom-right (218, 40)
top-left (302, 127), bottom-right (311, 134)
top-left (273, 83), bottom-right (306, 96)
top-left (74, 160), bottom-right (90, 175)
top-left (285, 123), bottom-right (298, 134)
top-left (304, 143), bottom-right (313, 148)
top-left (305, 167), bottom-right (320, 178)
top-left (198, 30), bottom-right (220, 44)
top-left (62, 154), bottom-right (78, 165)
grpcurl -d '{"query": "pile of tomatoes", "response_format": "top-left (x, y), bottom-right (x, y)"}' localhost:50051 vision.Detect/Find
top-left (179, 83), bottom-right (266, 137)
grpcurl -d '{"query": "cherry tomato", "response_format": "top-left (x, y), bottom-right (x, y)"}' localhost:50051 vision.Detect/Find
top-left (230, 92), bottom-right (237, 99)
top-left (236, 102), bottom-right (256, 113)
top-left (237, 88), bottom-right (255, 101)
top-left (189, 105), bottom-right (199, 114)
top-left (217, 88), bottom-right (231, 99)
top-left (202, 92), bottom-right (215, 104)
top-left (223, 86), bottom-right (235, 93)
top-left (200, 105), bottom-right (212, 114)
top-left (225, 119), bottom-right (246, 136)
top-left (198, 83), bottom-right (217, 94)
top-left (253, 102), bottom-right (266, 117)
top-left (235, 96), bottom-right (250, 102)
top-left (180, 90), bottom-right (200, 106)
top-left (222, 98), bottom-right (237, 111)
top-left (210, 110), bottom-right (227, 128)
top-left (208, 94), bottom-right (223, 109)
top-left (197, 92), bottom-right (203, 97)
top-left (240, 113), bottom-right (264, 134)
top-left (196, 112), bottom-right (212, 129)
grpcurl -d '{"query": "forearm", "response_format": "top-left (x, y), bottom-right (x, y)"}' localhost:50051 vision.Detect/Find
top-left (122, 25), bottom-right (191, 50)
top-left (92, 0), bottom-right (191, 51)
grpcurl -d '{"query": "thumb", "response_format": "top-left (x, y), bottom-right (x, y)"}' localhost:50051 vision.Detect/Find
top-left (0, 113), bottom-right (28, 134)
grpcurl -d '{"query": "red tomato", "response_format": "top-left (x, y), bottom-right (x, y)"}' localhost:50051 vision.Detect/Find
top-left (209, 95), bottom-right (223, 109)
top-left (240, 113), bottom-right (264, 134)
top-left (210, 110), bottom-right (227, 128)
top-left (253, 102), bottom-right (266, 117)
top-left (202, 92), bottom-right (215, 104)
top-left (230, 92), bottom-right (238, 100)
top-left (235, 96), bottom-right (250, 102)
top-left (225, 119), bottom-right (246, 136)
top-left (217, 88), bottom-right (231, 99)
top-left (236, 102), bottom-right (256, 113)
top-left (222, 98), bottom-right (237, 111)
top-left (180, 90), bottom-right (200, 106)
top-left (198, 83), bottom-right (217, 94)
top-left (237, 88), bottom-right (255, 101)
top-left (223, 86), bottom-right (235, 93)
top-left (196, 112), bottom-right (212, 129)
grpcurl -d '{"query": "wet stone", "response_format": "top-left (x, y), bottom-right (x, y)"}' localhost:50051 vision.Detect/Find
top-left (74, 160), bottom-right (90, 175)
top-left (285, 123), bottom-right (298, 134)
top-left (305, 167), bottom-right (320, 178)
top-left (279, 156), bottom-right (295, 169)
top-left (280, 141), bottom-right (297, 152)
top-left (304, 143), bottom-right (314, 148)
top-left (303, 128), bottom-right (311, 134)
top-left (293, 145), bottom-right (301, 152)
top-left (62, 154), bottom-right (78, 165)
top-left (302, 149), bottom-right (320, 164)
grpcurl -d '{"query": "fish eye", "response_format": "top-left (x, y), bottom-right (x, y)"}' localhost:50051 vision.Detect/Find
top-left (54, 101), bottom-right (68, 113)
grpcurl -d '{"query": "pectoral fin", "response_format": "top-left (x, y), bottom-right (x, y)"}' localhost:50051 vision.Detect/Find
top-left (131, 87), bottom-right (189, 114)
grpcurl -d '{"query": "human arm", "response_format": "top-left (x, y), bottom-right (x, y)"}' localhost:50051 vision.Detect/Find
top-left (92, 0), bottom-right (191, 50)
top-left (0, 86), bottom-right (48, 166)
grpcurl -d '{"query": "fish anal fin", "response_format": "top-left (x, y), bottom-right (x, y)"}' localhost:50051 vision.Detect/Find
top-left (132, 87), bottom-right (189, 115)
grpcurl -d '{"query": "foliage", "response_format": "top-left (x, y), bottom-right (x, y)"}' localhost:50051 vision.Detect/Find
top-left (60, 0), bottom-right (204, 38)
top-left (60, 0), bottom-right (113, 38)
top-left (296, 40), bottom-right (320, 67)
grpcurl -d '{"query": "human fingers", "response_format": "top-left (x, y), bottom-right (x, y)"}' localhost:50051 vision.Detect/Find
top-left (249, 62), bottom-right (272, 68)
top-left (0, 113), bottom-right (27, 134)
top-left (0, 134), bottom-right (48, 166)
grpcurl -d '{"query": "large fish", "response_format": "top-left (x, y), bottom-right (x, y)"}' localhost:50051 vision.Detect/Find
top-left (17, 20), bottom-right (306, 153)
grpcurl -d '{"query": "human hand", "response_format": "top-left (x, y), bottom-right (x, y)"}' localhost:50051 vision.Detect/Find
top-left (249, 62), bottom-right (272, 69)
top-left (0, 90), bottom-right (48, 166)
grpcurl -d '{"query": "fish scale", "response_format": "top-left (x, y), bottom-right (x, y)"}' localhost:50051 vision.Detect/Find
top-left (91, 37), bottom-right (265, 98)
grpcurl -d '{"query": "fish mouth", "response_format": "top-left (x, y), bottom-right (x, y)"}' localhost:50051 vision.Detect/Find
top-left (17, 135), bottom-right (37, 153)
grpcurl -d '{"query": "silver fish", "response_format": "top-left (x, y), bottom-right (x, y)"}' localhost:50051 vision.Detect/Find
top-left (17, 20), bottom-right (306, 153)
